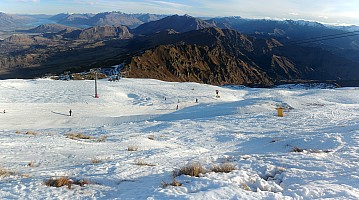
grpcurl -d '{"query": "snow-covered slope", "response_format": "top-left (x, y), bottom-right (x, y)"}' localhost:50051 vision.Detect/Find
top-left (1, 78), bottom-right (359, 199)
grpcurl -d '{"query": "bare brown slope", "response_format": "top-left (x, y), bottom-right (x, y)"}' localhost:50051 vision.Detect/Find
top-left (126, 44), bottom-right (272, 86)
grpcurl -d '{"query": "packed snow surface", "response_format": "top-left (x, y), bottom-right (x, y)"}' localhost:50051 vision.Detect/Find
top-left (0, 78), bottom-right (359, 199)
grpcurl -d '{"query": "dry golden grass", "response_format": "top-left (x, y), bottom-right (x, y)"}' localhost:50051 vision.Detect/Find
top-left (97, 135), bottom-right (108, 142)
top-left (242, 183), bottom-right (252, 191)
top-left (127, 145), bottom-right (138, 151)
top-left (66, 133), bottom-right (108, 142)
top-left (134, 159), bottom-right (156, 166)
top-left (0, 168), bottom-right (15, 177)
top-left (91, 158), bottom-right (102, 164)
top-left (66, 133), bottom-right (93, 140)
top-left (45, 177), bottom-right (72, 188)
top-left (28, 161), bottom-right (37, 167)
top-left (16, 130), bottom-right (39, 136)
top-left (21, 174), bottom-right (31, 178)
top-left (45, 177), bottom-right (89, 188)
top-left (25, 131), bottom-right (38, 135)
top-left (161, 178), bottom-right (182, 187)
top-left (211, 163), bottom-right (236, 173)
top-left (174, 163), bottom-right (206, 177)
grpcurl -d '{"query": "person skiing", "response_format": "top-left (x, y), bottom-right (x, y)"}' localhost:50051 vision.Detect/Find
top-left (69, 109), bottom-right (72, 116)
top-left (196, 98), bottom-right (198, 103)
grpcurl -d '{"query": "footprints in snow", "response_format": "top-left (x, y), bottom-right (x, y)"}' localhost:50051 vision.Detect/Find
top-left (128, 94), bottom-right (153, 106)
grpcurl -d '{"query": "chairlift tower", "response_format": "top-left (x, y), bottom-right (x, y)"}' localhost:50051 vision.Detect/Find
top-left (90, 68), bottom-right (101, 98)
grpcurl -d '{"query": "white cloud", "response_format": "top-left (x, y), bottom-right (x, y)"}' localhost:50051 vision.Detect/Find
top-left (151, 0), bottom-right (192, 8)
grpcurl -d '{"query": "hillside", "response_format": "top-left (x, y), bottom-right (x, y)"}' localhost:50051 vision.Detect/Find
top-left (63, 25), bottom-right (133, 40)
top-left (27, 24), bottom-right (76, 33)
top-left (0, 12), bottom-right (35, 30)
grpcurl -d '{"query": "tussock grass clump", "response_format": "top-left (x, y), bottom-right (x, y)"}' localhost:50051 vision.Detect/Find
top-left (211, 163), bottom-right (236, 173)
top-left (28, 161), bottom-right (37, 167)
top-left (242, 183), bottom-right (252, 191)
top-left (0, 168), bottom-right (15, 177)
top-left (127, 145), bottom-right (138, 151)
top-left (161, 178), bottom-right (182, 187)
top-left (97, 135), bottom-right (108, 142)
top-left (91, 158), bottom-right (102, 164)
top-left (45, 177), bottom-right (89, 188)
top-left (45, 177), bottom-right (72, 188)
top-left (308, 149), bottom-right (332, 153)
top-left (174, 163), bottom-right (206, 177)
top-left (25, 131), bottom-right (38, 135)
top-left (66, 133), bottom-right (93, 140)
top-left (134, 159), bottom-right (156, 166)
top-left (291, 146), bottom-right (304, 152)
top-left (16, 130), bottom-right (39, 136)
top-left (66, 133), bottom-right (108, 142)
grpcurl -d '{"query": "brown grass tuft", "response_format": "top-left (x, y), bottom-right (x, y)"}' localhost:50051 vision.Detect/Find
top-left (127, 145), bottom-right (138, 151)
top-left (91, 158), bottom-right (102, 164)
top-left (25, 131), bottom-right (38, 135)
top-left (134, 159), bottom-right (156, 166)
top-left (45, 177), bottom-right (89, 188)
top-left (66, 133), bottom-right (108, 142)
top-left (211, 163), bottom-right (236, 173)
top-left (174, 163), bottom-right (206, 177)
top-left (242, 183), bottom-right (252, 191)
top-left (45, 177), bottom-right (72, 188)
top-left (161, 178), bottom-right (182, 187)
top-left (0, 168), bottom-right (15, 177)
top-left (28, 161), bottom-right (37, 167)
top-left (97, 135), bottom-right (108, 142)
top-left (291, 146), bottom-right (304, 152)
top-left (66, 133), bottom-right (93, 140)
top-left (15, 130), bottom-right (39, 136)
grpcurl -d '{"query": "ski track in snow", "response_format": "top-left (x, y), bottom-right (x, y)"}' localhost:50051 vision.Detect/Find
top-left (0, 78), bottom-right (359, 199)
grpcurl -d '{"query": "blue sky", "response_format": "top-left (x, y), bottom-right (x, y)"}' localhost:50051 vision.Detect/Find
top-left (1, 0), bottom-right (359, 25)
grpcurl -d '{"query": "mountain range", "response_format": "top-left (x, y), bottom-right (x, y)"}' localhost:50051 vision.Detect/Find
top-left (1, 12), bottom-right (359, 86)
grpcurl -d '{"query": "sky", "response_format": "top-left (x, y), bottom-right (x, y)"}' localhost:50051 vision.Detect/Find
top-left (1, 0), bottom-right (359, 25)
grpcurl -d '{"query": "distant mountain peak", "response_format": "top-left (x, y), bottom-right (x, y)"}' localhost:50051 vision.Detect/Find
top-left (134, 14), bottom-right (216, 35)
